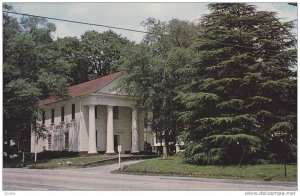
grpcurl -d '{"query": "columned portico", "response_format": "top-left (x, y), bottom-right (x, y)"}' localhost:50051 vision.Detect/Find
top-left (84, 103), bottom-right (143, 154)
top-left (88, 105), bottom-right (97, 154)
top-left (106, 105), bottom-right (115, 154)
top-left (83, 93), bottom-right (144, 154)
top-left (131, 108), bottom-right (139, 153)
top-left (33, 72), bottom-right (147, 155)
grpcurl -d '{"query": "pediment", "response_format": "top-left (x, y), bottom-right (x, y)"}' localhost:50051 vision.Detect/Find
top-left (95, 76), bottom-right (128, 95)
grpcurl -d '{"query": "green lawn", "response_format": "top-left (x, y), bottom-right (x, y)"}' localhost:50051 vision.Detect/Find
top-left (122, 156), bottom-right (297, 181)
top-left (26, 155), bottom-right (117, 169)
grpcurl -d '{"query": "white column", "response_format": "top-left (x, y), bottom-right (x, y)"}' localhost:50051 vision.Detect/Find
top-left (106, 106), bottom-right (115, 154)
top-left (131, 108), bottom-right (139, 153)
top-left (88, 105), bottom-right (97, 154)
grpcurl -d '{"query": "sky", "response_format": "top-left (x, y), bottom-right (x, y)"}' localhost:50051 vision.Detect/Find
top-left (7, 2), bottom-right (298, 43)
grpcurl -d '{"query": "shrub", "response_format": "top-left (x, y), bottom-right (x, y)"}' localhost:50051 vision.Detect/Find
top-left (33, 151), bottom-right (79, 160)
top-left (257, 159), bottom-right (270, 165)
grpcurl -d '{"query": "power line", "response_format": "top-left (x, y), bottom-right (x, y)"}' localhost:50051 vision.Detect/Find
top-left (3, 10), bottom-right (295, 52)
top-left (3, 10), bottom-right (164, 36)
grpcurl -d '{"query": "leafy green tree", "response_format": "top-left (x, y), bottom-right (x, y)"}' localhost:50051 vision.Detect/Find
top-left (120, 18), bottom-right (198, 156)
top-left (54, 37), bottom-right (88, 84)
top-left (53, 30), bottom-right (133, 85)
top-left (3, 5), bottom-right (70, 158)
top-left (80, 30), bottom-right (133, 81)
top-left (177, 3), bottom-right (297, 164)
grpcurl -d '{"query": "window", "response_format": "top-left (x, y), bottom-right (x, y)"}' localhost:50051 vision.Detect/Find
top-left (42, 111), bottom-right (45, 125)
top-left (64, 132), bottom-right (69, 150)
top-left (61, 106), bottom-right (64, 122)
top-left (53, 135), bottom-right (58, 149)
top-left (95, 105), bottom-right (98, 119)
top-left (72, 104), bottom-right (75, 120)
top-left (51, 109), bottom-right (55, 124)
top-left (48, 134), bottom-right (52, 150)
top-left (113, 106), bottom-right (119, 119)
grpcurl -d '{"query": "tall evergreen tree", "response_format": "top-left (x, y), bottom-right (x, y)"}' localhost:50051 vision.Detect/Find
top-left (178, 3), bottom-right (297, 164)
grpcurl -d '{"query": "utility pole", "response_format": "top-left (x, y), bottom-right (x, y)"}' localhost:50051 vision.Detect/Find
top-left (283, 138), bottom-right (287, 177)
top-left (118, 145), bottom-right (122, 170)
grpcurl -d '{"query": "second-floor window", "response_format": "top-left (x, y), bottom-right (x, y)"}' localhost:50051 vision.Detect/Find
top-left (72, 104), bottom-right (75, 120)
top-left (61, 106), bottom-right (64, 122)
top-left (51, 109), bottom-right (55, 124)
top-left (95, 105), bottom-right (98, 119)
top-left (42, 111), bottom-right (45, 125)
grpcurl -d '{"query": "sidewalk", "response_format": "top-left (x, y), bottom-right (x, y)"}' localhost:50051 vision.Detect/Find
top-left (4, 160), bottom-right (297, 191)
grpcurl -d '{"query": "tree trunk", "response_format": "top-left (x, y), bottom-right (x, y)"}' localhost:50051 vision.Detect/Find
top-left (163, 131), bottom-right (169, 159)
top-left (163, 145), bottom-right (168, 159)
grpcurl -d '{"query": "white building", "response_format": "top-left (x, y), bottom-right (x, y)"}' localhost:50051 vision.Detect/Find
top-left (31, 72), bottom-right (145, 154)
top-left (147, 132), bottom-right (185, 154)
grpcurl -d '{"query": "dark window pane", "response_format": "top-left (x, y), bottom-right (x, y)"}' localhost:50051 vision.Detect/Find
top-left (61, 106), bottom-right (64, 122)
top-left (42, 111), bottom-right (45, 125)
top-left (51, 109), bottom-right (55, 124)
top-left (72, 104), bottom-right (75, 119)
top-left (95, 105), bottom-right (98, 119)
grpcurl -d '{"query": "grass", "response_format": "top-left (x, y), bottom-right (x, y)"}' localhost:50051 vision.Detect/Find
top-left (30, 155), bottom-right (118, 169)
top-left (4, 154), bottom-right (158, 169)
top-left (121, 155), bottom-right (297, 182)
top-left (4, 155), bottom-right (118, 169)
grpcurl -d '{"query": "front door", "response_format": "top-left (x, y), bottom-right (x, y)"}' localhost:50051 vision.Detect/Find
top-left (114, 135), bottom-right (120, 153)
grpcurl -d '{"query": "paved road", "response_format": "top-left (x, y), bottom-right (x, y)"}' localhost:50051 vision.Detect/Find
top-left (3, 160), bottom-right (297, 191)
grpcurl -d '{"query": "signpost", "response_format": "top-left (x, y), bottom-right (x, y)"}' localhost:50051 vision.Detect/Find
top-left (274, 131), bottom-right (288, 177)
top-left (22, 140), bottom-right (29, 164)
top-left (118, 145), bottom-right (122, 170)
